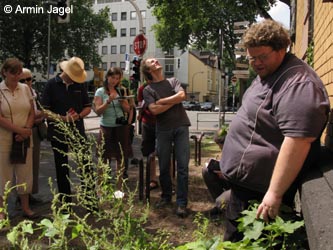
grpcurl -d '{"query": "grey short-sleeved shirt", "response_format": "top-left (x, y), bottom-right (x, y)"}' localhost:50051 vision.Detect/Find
top-left (220, 54), bottom-right (330, 192)
top-left (143, 78), bottom-right (190, 131)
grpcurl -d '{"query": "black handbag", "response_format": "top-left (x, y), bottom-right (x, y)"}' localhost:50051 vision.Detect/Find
top-left (37, 121), bottom-right (48, 140)
top-left (10, 133), bottom-right (30, 164)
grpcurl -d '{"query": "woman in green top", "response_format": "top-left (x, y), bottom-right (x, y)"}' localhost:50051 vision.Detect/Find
top-left (94, 67), bottom-right (133, 191)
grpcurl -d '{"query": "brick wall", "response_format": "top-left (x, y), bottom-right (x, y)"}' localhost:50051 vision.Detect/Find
top-left (313, 1), bottom-right (333, 148)
top-left (293, 1), bottom-right (333, 148)
top-left (293, 0), bottom-right (309, 59)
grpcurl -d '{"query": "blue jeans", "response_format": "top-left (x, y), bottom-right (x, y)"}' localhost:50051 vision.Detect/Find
top-left (156, 126), bottom-right (189, 207)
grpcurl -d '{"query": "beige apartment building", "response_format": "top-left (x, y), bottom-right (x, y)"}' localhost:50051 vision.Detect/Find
top-left (187, 51), bottom-right (221, 104)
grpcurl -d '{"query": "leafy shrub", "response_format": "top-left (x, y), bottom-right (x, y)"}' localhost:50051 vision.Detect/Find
top-left (177, 203), bottom-right (306, 250)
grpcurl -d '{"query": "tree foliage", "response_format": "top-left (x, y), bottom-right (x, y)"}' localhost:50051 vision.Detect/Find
top-left (0, 0), bottom-right (114, 75)
top-left (147, 0), bottom-right (280, 66)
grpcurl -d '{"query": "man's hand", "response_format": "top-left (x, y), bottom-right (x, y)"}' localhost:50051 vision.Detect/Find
top-left (256, 190), bottom-right (282, 221)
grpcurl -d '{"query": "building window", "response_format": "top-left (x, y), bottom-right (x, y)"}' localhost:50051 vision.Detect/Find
top-left (102, 62), bottom-right (107, 71)
top-left (120, 28), bottom-right (126, 37)
top-left (102, 46), bottom-right (108, 55)
top-left (177, 59), bottom-right (180, 68)
top-left (111, 45), bottom-right (117, 54)
top-left (165, 64), bottom-right (174, 73)
top-left (141, 10), bottom-right (146, 18)
top-left (130, 11), bottom-right (136, 20)
top-left (111, 12), bottom-right (117, 21)
top-left (165, 49), bottom-right (174, 56)
top-left (142, 27), bottom-right (146, 34)
top-left (130, 45), bottom-right (133, 54)
top-left (120, 45), bottom-right (126, 54)
top-left (121, 12), bottom-right (127, 21)
top-left (130, 28), bottom-right (136, 36)
top-left (111, 62), bottom-right (117, 67)
top-left (120, 61), bottom-right (126, 70)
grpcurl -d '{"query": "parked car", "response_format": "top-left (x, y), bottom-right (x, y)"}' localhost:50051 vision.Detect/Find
top-left (200, 102), bottom-right (215, 111)
top-left (182, 101), bottom-right (201, 111)
top-left (189, 101), bottom-right (201, 111)
top-left (182, 101), bottom-right (191, 110)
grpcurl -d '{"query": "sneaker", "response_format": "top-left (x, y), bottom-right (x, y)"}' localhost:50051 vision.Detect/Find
top-left (155, 199), bottom-right (172, 209)
top-left (176, 206), bottom-right (188, 218)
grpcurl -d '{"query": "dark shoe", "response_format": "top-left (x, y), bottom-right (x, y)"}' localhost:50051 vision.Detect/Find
top-left (155, 199), bottom-right (172, 209)
top-left (149, 180), bottom-right (159, 191)
top-left (29, 195), bottom-right (44, 205)
top-left (130, 158), bottom-right (139, 165)
top-left (203, 206), bottom-right (224, 219)
top-left (22, 212), bottom-right (39, 219)
top-left (176, 206), bottom-right (188, 218)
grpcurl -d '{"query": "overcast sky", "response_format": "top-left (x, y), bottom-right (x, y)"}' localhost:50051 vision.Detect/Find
top-left (257, 1), bottom-right (290, 28)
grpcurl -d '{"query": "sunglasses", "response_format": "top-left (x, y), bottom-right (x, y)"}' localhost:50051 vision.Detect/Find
top-left (19, 77), bottom-right (32, 83)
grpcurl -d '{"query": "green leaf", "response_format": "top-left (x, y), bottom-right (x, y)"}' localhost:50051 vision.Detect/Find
top-left (72, 224), bottom-right (84, 239)
top-left (6, 231), bottom-right (18, 245)
top-left (39, 218), bottom-right (53, 228)
top-left (243, 220), bottom-right (265, 240)
top-left (22, 223), bottom-right (34, 234)
top-left (265, 216), bottom-right (304, 234)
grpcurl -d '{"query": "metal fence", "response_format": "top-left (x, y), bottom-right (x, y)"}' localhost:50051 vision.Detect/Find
top-left (195, 112), bottom-right (232, 131)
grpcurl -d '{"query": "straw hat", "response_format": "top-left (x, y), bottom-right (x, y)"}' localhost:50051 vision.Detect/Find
top-left (59, 57), bottom-right (87, 83)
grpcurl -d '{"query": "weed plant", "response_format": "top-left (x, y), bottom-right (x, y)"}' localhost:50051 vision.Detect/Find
top-left (176, 203), bottom-right (307, 250)
top-left (2, 112), bottom-right (172, 250)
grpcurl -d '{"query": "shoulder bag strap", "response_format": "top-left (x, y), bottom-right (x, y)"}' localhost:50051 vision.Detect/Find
top-left (0, 89), bottom-right (13, 123)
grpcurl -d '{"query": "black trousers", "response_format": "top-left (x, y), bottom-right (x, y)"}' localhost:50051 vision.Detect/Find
top-left (51, 139), bottom-right (96, 206)
top-left (51, 140), bottom-right (72, 203)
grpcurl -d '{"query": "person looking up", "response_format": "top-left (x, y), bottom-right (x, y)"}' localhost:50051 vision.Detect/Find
top-left (141, 58), bottom-right (191, 218)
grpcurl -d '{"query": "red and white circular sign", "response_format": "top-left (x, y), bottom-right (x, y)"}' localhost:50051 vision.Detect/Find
top-left (133, 34), bottom-right (147, 56)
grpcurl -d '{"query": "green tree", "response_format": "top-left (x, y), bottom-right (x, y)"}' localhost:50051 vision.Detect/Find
top-left (147, 0), bottom-right (287, 66)
top-left (0, 0), bottom-right (114, 75)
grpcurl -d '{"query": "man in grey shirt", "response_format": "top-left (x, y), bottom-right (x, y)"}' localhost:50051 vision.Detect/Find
top-left (220, 20), bottom-right (330, 241)
top-left (141, 58), bottom-right (191, 218)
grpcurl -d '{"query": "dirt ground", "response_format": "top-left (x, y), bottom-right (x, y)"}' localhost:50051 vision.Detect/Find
top-left (135, 153), bottom-right (226, 246)
top-left (0, 139), bottom-right (225, 248)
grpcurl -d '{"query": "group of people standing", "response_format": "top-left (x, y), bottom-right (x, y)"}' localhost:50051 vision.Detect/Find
top-left (0, 54), bottom-right (192, 222)
top-left (0, 18), bottom-right (330, 243)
